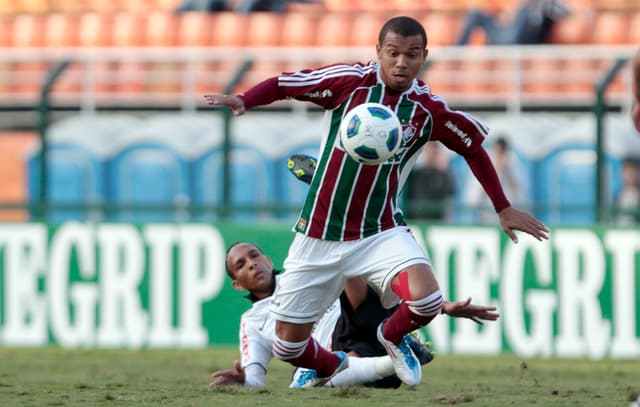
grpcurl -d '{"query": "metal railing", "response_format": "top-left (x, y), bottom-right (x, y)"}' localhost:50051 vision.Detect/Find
top-left (1, 45), bottom-right (637, 113)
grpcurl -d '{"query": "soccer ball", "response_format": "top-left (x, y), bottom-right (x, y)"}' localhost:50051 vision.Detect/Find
top-left (339, 102), bottom-right (403, 164)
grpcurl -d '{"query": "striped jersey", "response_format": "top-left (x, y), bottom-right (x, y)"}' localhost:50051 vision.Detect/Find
top-left (275, 61), bottom-right (489, 241)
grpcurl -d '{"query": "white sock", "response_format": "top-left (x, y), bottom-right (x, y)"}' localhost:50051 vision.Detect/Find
top-left (327, 356), bottom-right (394, 387)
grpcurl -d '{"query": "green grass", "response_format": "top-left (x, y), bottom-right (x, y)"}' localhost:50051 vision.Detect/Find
top-left (0, 347), bottom-right (637, 407)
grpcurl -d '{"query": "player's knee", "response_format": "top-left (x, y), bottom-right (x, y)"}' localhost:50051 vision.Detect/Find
top-left (406, 290), bottom-right (443, 317)
top-left (272, 336), bottom-right (308, 361)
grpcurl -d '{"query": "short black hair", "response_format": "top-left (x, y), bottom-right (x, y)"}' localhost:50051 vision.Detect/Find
top-left (378, 16), bottom-right (427, 48)
top-left (224, 241), bottom-right (264, 279)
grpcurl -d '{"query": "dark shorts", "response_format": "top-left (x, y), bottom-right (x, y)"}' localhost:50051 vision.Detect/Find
top-left (332, 287), bottom-right (402, 389)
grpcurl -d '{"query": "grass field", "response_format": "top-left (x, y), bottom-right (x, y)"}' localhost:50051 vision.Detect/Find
top-left (0, 347), bottom-right (638, 407)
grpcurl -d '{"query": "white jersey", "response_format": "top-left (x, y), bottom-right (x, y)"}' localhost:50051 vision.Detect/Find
top-left (239, 282), bottom-right (341, 386)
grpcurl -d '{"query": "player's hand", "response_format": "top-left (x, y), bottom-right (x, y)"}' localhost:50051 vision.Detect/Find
top-left (632, 100), bottom-right (640, 133)
top-left (442, 297), bottom-right (499, 325)
top-left (209, 360), bottom-right (245, 387)
top-left (498, 206), bottom-right (549, 243)
top-left (204, 94), bottom-right (246, 116)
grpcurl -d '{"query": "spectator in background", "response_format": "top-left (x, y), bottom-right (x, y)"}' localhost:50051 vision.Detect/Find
top-left (466, 136), bottom-right (529, 224)
top-left (174, 0), bottom-right (228, 12)
top-left (632, 48), bottom-right (640, 133)
top-left (405, 142), bottom-right (456, 221)
top-left (615, 157), bottom-right (640, 226)
top-left (456, 0), bottom-right (570, 46)
top-left (175, 0), bottom-right (315, 13)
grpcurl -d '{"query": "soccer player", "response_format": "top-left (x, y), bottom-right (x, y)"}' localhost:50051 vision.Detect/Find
top-left (211, 242), bottom-right (499, 388)
top-left (632, 47), bottom-right (640, 133)
top-left (205, 15), bottom-right (548, 387)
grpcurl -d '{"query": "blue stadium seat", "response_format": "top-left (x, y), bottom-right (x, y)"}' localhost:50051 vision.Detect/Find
top-left (107, 141), bottom-right (190, 222)
top-left (27, 143), bottom-right (105, 222)
top-left (192, 144), bottom-right (276, 222)
top-left (536, 144), bottom-right (597, 225)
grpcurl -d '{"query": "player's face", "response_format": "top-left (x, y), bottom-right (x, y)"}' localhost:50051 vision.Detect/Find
top-left (226, 243), bottom-right (274, 298)
top-left (376, 31), bottom-right (427, 92)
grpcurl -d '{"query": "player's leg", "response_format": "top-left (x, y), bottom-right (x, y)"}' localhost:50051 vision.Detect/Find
top-left (270, 234), bottom-right (349, 386)
top-left (273, 319), bottom-right (346, 376)
top-left (347, 227), bottom-right (442, 385)
top-left (382, 262), bottom-right (443, 345)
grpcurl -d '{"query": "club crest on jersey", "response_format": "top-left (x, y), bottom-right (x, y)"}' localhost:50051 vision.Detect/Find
top-left (402, 123), bottom-right (416, 143)
top-left (296, 218), bottom-right (307, 232)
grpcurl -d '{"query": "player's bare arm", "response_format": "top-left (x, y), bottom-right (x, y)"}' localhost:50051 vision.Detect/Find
top-left (442, 297), bottom-right (499, 326)
top-left (204, 94), bottom-right (246, 116)
top-left (498, 206), bottom-right (549, 243)
top-left (210, 360), bottom-right (245, 387)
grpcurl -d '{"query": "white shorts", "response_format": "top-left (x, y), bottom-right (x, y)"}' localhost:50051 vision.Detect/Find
top-left (270, 226), bottom-right (430, 324)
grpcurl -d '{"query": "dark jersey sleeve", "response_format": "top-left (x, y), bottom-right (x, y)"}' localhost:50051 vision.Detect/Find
top-left (426, 99), bottom-right (510, 212)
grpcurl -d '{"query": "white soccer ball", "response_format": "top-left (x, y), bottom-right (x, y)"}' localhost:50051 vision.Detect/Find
top-left (339, 102), bottom-right (403, 165)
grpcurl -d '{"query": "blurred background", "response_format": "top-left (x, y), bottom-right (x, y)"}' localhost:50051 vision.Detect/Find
top-left (0, 0), bottom-right (638, 225)
top-left (0, 0), bottom-right (639, 354)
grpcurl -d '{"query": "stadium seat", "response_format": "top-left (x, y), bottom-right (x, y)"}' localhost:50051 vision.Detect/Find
top-left (178, 12), bottom-right (214, 46)
top-left (10, 13), bottom-right (45, 47)
top-left (15, 0), bottom-right (49, 13)
top-left (549, 11), bottom-right (593, 44)
top-left (536, 144), bottom-right (599, 225)
top-left (316, 13), bottom-right (353, 47)
top-left (0, 16), bottom-right (11, 47)
top-left (281, 12), bottom-right (317, 47)
top-left (192, 145), bottom-right (276, 222)
top-left (322, 0), bottom-right (359, 12)
top-left (111, 12), bottom-right (144, 47)
top-left (27, 143), bottom-right (106, 222)
top-left (592, 11), bottom-right (629, 44)
top-left (44, 14), bottom-right (82, 93)
top-left (0, 17), bottom-right (10, 92)
top-left (246, 12), bottom-right (283, 47)
top-left (349, 14), bottom-right (386, 47)
top-left (78, 13), bottom-right (112, 47)
top-left (10, 14), bottom-right (47, 94)
top-left (111, 13), bottom-right (147, 93)
top-left (48, 0), bottom-right (86, 13)
top-left (422, 60), bottom-right (462, 96)
top-left (145, 11), bottom-right (178, 46)
top-left (211, 12), bottom-right (248, 47)
top-left (627, 11), bottom-right (640, 44)
top-left (391, 0), bottom-right (429, 12)
top-left (45, 13), bottom-right (78, 47)
top-left (420, 13), bottom-right (461, 46)
top-left (521, 58), bottom-right (564, 99)
top-left (558, 58), bottom-right (598, 100)
top-left (144, 12), bottom-right (180, 93)
top-left (107, 140), bottom-right (191, 222)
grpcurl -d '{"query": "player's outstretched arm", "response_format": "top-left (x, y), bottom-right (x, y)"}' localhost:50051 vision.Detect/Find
top-left (210, 360), bottom-right (245, 387)
top-left (498, 206), bottom-right (549, 243)
top-left (204, 94), bottom-right (246, 116)
top-left (442, 297), bottom-right (499, 325)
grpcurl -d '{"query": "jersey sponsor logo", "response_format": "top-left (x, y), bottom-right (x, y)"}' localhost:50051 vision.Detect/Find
top-left (302, 89), bottom-right (333, 98)
top-left (445, 120), bottom-right (473, 147)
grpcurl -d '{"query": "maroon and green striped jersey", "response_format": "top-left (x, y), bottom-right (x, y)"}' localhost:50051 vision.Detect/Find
top-left (274, 61), bottom-right (490, 241)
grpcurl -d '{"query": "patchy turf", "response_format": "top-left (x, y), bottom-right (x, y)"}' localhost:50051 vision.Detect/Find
top-left (0, 347), bottom-right (636, 407)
